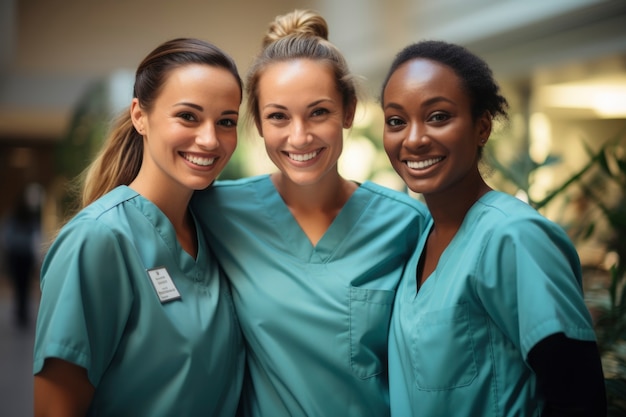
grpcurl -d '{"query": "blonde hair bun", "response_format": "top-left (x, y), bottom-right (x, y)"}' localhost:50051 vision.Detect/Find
top-left (263, 9), bottom-right (328, 47)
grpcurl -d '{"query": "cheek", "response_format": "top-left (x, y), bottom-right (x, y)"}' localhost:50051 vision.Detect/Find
top-left (325, 124), bottom-right (346, 148)
top-left (262, 134), bottom-right (280, 153)
top-left (224, 135), bottom-right (238, 154)
top-left (382, 136), bottom-right (392, 154)
top-left (161, 125), bottom-right (188, 145)
top-left (259, 124), bottom-right (282, 145)
top-left (333, 137), bottom-right (344, 156)
top-left (382, 134), bottom-right (398, 157)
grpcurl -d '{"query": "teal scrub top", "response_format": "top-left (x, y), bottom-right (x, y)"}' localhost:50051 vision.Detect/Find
top-left (192, 175), bottom-right (430, 417)
top-left (34, 186), bottom-right (244, 417)
top-left (388, 191), bottom-right (597, 417)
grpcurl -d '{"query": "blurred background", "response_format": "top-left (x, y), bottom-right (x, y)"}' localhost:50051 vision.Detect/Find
top-left (1, 0), bottom-right (626, 415)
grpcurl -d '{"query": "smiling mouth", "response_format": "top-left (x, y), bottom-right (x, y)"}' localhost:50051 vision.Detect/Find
top-left (406, 157), bottom-right (443, 170)
top-left (182, 153), bottom-right (216, 167)
top-left (287, 149), bottom-right (321, 162)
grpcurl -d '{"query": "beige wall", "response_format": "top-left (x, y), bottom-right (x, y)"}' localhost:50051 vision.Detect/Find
top-left (1, 0), bottom-right (625, 227)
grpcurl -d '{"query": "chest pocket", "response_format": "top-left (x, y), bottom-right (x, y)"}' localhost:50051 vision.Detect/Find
top-left (349, 287), bottom-right (395, 379)
top-left (409, 303), bottom-right (478, 390)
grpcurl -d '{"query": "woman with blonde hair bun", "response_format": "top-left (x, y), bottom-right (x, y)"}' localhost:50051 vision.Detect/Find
top-left (192, 9), bottom-right (430, 417)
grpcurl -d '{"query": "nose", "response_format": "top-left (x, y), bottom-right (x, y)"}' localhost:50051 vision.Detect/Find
top-left (196, 124), bottom-right (219, 149)
top-left (405, 122), bottom-right (429, 148)
top-left (287, 119), bottom-right (312, 149)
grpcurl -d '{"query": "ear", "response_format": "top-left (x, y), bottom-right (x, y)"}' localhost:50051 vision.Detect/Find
top-left (476, 111), bottom-right (492, 147)
top-left (130, 98), bottom-right (145, 135)
top-left (343, 98), bottom-right (357, 129)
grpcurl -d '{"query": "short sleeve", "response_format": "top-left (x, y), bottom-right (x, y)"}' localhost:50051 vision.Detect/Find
top-left (474, 217), bottom-right (596, 359)
top-left (34, 219), bottom-right (135, 386)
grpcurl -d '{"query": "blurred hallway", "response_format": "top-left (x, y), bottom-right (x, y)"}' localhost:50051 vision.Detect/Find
top-left (0, 277), bottom-right (37, 417)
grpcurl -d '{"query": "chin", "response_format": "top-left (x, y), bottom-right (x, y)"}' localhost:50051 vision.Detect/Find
top-left (402, 180), bottom-right (430, 195)
top-left (194, 183), bottom-right (215, 191)
top-left (188, 178), bottom-right (219, 191)
top-left (281, 170), bottom-right (322, 186)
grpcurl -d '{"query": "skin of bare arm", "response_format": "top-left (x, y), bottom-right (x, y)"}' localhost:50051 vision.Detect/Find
top-left (34, 358), bottom-right (95, 417)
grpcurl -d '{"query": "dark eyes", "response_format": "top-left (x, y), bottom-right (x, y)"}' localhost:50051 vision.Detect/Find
top-left (385, 111), bottom-right (451, 128)
top-left (178, 112), bottom-right (197, 122)
top-left (265, 108), bottom-right (330, 121)
top-left (428, 112), bottom-right (450, 122)
top-left (385, 117), bottom-right (405, 127)
top-left (266, 112), bottom-right (286, 120)
top-left (177, 112), bottom-right (237, 127)
top-left (311, 108), bottom-right (329, 117)
top-left (218, 119), bottom-right (238, 127)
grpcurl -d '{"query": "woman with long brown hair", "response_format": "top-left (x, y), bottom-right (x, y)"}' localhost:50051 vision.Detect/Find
top-left (34, 37), bottom-right (244, 417)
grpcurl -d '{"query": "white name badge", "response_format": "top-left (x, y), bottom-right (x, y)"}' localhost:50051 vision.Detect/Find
top-left (147, 267), bottom-right (181, 303)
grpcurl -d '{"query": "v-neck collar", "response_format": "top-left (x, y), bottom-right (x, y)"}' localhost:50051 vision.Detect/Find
top-left (256, 176), bottom-right (371, 263)
top-left (412, 191), bottom-right (498, 298)
top-left (119, 186), bottom-right (208, 273)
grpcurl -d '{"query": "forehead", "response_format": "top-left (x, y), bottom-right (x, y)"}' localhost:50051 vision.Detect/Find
top-left (163, 63), bottom-right (232, 86)
top-left (259, 59), bottom-right (337, 94)
top-left (392, 58), bottom-right (459, 88)
top-left (384, 58), bottom-right (465, 102)
top-left (158, 63), bottom-right (241, 100)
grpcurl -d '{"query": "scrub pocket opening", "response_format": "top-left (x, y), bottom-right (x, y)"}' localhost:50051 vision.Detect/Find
top-left (349, 286), bottom-right (395, 379)
top-left (409, 303), bottom-right (478, 390)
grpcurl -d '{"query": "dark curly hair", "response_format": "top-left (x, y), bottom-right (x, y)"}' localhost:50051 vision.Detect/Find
top-left (381, 40), bottom-right (508, 122)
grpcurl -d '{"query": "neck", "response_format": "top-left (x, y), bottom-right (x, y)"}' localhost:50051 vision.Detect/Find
top-left (128, 174), bottom-right (197, 257)
top-left (130, 179), bottom-right (192, 225)
top-left (424, 174), bottom-right (491, 234)
top-left (271, 171), bottom-right (357, 214)
top-left (271, 171), bottom-right (358, 246)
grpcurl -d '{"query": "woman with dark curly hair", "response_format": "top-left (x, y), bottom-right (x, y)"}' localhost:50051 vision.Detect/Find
top-left (382, 40), bottom-right (606, 416)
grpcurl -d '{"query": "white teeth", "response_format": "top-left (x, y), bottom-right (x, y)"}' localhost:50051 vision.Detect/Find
top-left (406, 157), bottom-right (443, 169)
top-left (183, 154), bottom-right (215, 166)
top-left (288, 150), bottom-right (319, 162)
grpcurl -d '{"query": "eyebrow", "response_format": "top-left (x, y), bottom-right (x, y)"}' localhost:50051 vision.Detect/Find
top-left (175, 102), bottom-right (239, 116)
top-left (384, 96), bottom-right (455, 111)
top-left (262, 98), bottom-right (334, 111)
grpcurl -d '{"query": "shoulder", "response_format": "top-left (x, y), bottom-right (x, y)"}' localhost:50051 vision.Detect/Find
top-left (58, 186), bottom-right (141, 242)
top-left (475, 191), bottom-right (535, 217)
top-left (360, 181), bottom-right (428, 215)
top-left (75, 186), bottom-right (139, 221)
top-left (211, 175), bottom-right (269, 192)
top-left (473, 191), bottom-right (578, 262)
top-left (192, 175), bottom-right (270, 203)
top-left (480, 191), bottom-right (565, 232)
